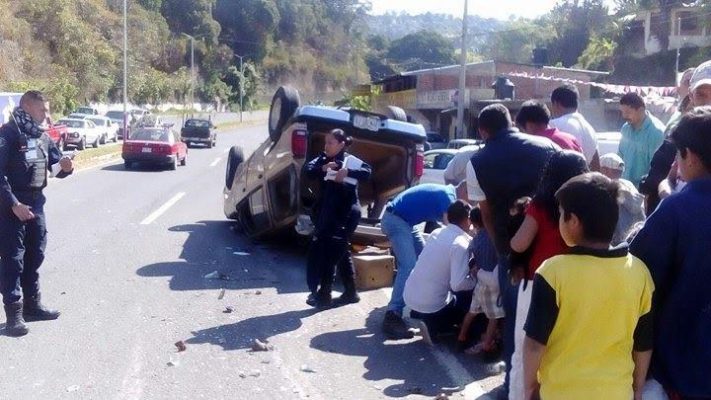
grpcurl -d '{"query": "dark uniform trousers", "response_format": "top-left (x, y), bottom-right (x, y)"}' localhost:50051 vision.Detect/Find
top-left (0, 194), bottom-right (47, 305)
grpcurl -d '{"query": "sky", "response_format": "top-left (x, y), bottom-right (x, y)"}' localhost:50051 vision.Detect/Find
top-left (369, 0), bottom-right (618, 20)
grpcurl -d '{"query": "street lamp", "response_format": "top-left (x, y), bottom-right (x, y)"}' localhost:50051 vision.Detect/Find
top-left (181, 33), bottom-right (195, 112)
top-left (235, 54), bottom-right (245, 123)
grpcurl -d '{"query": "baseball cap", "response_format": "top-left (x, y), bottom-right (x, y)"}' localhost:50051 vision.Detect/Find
top-left (600, 153), bottom-right (625, 171)
top-left (690, 60), bottom-right (711, 91)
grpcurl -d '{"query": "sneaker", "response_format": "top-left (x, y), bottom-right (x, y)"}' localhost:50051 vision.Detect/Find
top-left (416, 320), bottom-right (433, 346)
top-left (382, 311), bottom-right (415, 340)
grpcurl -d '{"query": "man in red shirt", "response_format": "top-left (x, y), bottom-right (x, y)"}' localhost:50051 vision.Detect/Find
top-left (515, 100), bottom-right (584, 154)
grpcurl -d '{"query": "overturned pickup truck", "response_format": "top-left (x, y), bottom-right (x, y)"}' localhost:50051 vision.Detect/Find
top-left (223, 86), bottom-right (427, 244)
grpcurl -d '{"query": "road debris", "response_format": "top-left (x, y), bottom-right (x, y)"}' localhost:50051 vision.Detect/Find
top-left (300, 364), bottom-right (316, 373)
top-left (251, 339), bottom-right (273, 352)
top-left (218, 288), bottom-right (225, 300)
top-left (204, 271), bottom-right (230, 280)
top-left (435, 393), bottom-right (450, 400)
top-left (66, 385), bottom-right (80, 393)
top-left (223, 306), bottom-right (234, 314)
top-left (249, 369), bottom-right (261, 377)
top-left (255, 290), bottom-right (262, 295)
top-left (174, 341), bottom-right (187, 352)
top-left (167, 359), bottom-right (179, 367)
top-left (239, 372), bottom-right (247, 378)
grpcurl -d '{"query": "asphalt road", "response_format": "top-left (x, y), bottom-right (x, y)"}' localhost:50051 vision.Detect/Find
top-left (0, 121), bottom-right (503, 400)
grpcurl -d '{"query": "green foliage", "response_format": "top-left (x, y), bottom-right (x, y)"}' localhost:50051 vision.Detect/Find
top-left (480, 18), bottom-right (555, 64)
top-left (578, 36), bottom-right (618, 70)
top-left (223, 62), bottom-right (260, 110)
top-left (387, 30), bottom-right (457, 70)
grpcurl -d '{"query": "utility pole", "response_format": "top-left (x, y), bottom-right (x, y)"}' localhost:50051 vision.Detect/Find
top-left (456, 0), bottom-right (468, 139)
top-left (181, 33), bottom-right (195, 113)
top-left (123, 0), bottom-right (128, 141)
top-left (675, 16), bottom-right (681, 74)
top-left (235, 54), bottom-right (244, 123)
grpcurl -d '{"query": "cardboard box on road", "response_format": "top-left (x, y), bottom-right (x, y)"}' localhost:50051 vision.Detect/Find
top-left (354, 254), bottom-right (394, 291)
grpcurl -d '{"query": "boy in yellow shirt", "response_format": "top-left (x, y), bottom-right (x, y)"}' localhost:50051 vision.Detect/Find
top-left (522, 172), bottom-right (654, 400)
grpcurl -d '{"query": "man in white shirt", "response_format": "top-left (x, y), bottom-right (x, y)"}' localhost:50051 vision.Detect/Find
top-left (550, 84), bottom-right (601, 170)
top-left (404, 200), bottom-right (476, 344)
top-left (443, 144), bottom-right (484, 185)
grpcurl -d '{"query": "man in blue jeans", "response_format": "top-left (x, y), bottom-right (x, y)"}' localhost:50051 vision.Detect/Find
top-left (381, 181), bottom-right (468, 339)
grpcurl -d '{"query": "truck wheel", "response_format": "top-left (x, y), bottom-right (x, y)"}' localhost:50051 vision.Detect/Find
top-left (268, 86), bottom-right (301, 143)
top-left (206, 140), bottom-right (212, 149)
top-left (180, 152), bottom-right (187, 166)
top-left (386, 105), bottom-right (407, 122)
top-left (225, 146), bottom-right (244, 190)
top-left (124, 161), bottom-right (133, 170)
top-left (78, 137), bottom-right (86, 150)
top-left (93, 137), bottom-right (100, 148)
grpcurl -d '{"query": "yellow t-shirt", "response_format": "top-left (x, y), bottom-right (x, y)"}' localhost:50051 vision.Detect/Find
top-left (524, 246), bottom-right (654, 400)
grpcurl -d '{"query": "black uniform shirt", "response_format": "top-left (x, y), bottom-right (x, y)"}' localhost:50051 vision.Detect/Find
top-left (0, 120), bottom-right (69, 209)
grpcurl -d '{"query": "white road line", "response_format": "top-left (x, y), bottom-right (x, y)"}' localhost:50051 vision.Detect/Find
top-left (209, 157), bottom-right (222, 167)
top-left (140, 192), bottom-right (185, 225)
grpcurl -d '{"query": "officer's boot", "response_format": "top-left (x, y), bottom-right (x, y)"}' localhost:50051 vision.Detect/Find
top-left (315, 284), bottom-right (332, 309)
top-left (334, 277), bottom-right (360, 305)
top-left (4, 302), bottom-right (29, 337)
top-left (23, 293), bottom-right (60, 321)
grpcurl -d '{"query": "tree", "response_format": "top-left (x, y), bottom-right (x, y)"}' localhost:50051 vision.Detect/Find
top-left (578, 35), bottom-right (618, 70)
top-left (480, 18), bottom-right (555, 64)
top-left (387, 30), bottom-right (456, 71)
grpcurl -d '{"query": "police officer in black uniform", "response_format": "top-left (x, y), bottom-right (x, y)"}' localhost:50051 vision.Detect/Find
top-left (0, 90), bottom-right (74, 336)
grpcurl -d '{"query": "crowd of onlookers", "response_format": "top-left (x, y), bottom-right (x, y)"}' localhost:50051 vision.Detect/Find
top-left (383, 60), bottom-right (711, 400)
top-left (303, 59), bottom-right (711, 399)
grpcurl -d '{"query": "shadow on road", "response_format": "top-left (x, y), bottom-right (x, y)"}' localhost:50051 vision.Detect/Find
top-left (136, 220), bottom-right (307, 294)
top-left (309, 307), bottom-right (501, 398)
top-left (101, 163), bottom-right (168, 173)
top-left (186, 307), bottom-right (319, 351)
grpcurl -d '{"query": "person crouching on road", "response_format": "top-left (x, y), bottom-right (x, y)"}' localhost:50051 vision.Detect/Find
top-left (304, 129), bottom-right (371, 309)
top-left (403, 200), bottom-right (476, 344)
top-left (0, 90), bottom-right (74, 337)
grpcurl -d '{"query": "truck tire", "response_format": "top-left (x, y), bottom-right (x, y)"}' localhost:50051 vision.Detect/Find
top-left (386, 105), bottom-right (407, 122)
top-left (268, 86), bottom-right (301, 143)
top-left (225, 146), bottom-right (244, 190)
top-left (78, 137), bottom-right (86, 150)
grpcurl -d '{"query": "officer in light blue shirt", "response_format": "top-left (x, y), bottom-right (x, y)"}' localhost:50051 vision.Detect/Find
top-left (618, 93), bottom-right (665, 187)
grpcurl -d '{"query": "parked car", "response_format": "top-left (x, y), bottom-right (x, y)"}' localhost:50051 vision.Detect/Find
top-left (105, 110), bottom-right (134, 140)
top-left (74, 106), bottom-right (99, 115)
top-left (223, 86), bottom-right (427, 244)
top-left (43, 117), bottom-right (68, 150)
top-left (86, 116), bottom-right (118, 144)
top-left (58, 118), bottom-right (102, 150)
top-left (596, 131), bottom-right (621, 156)
top-left (181, 118), bottom-right (217, 148)
top-left (447, 138), bottom-right (482, 149)
top-left (130, 109), bottom-right (151, 121)
top-left (426, 132), bottom-right (448, 150)
top-left (136, 115), bottom-right (163, 128)
top-left (420, 149), bottom-right (458, 185)
top-left (122, 127), bottom-right (187, 170)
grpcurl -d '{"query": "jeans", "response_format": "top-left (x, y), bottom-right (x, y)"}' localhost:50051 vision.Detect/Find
top-left (0, 208), bottom-right (47, 305)
top-left (381, 211), bottom-right (425, 315)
